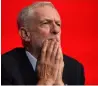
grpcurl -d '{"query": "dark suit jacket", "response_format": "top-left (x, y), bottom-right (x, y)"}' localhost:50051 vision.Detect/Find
top-left (1, 48), bottom-right (85, 85)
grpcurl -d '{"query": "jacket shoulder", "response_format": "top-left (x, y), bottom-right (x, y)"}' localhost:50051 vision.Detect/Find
top-left (2, 48), bottom-right (25, 57)
top-left (63, 54), bottom-right (85, 85)
top-left (63, 54), bottom-right (83, 68)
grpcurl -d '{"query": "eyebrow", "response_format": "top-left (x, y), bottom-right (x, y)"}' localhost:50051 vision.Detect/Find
top-left (40, 18), bottom-right (61, 23)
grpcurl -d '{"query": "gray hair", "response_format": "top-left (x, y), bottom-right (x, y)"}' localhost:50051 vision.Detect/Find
top-left (17, 1), bottom-right (56, 29)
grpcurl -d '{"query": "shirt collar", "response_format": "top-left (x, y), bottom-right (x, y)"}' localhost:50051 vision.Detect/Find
top-left (26, 51), bottom-right (37, 71)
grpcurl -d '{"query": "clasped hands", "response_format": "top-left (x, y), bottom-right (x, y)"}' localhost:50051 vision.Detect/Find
top-left (37, 39), bottom-right (64, 85)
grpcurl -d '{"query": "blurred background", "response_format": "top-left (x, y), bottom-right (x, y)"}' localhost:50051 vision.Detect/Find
top-left (1, 0), bottom-right (98, 84)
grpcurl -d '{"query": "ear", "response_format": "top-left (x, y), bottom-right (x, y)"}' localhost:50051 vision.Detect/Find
top-left (19, 27), bottom-right (30, 42)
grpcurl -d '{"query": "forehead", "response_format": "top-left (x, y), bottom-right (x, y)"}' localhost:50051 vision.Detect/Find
top-left (32, 6), bottom-right (61, 22)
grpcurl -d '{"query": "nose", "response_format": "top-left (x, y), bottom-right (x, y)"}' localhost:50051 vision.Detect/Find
top-left (50, 22), bottom-right (61, 35)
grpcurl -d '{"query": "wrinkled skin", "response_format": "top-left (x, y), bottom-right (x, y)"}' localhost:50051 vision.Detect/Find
top-left (37, 40), bottom-right (64, 85)
top-left (19, 5), bottom-right (64, 85)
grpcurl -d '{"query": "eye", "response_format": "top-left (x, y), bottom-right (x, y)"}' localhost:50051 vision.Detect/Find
top-left (42, 22), bottom-right (49, 24)
top-left (40, 21), bottom-right (50, 27)
top-left (56, 22), bottom-right (61, 27)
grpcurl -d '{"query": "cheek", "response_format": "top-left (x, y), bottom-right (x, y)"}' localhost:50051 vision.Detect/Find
top-left (39, 29), bottom-right (50, 37)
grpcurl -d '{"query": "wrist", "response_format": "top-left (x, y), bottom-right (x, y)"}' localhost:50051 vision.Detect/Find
top-left (54, 80), bottom-right (64, 85)
top-left (37, 79), bottom-right (54, 85)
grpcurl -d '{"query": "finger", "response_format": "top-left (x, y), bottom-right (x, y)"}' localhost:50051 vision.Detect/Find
top-left (59, 46), bottom-right (63, 62)
top-left (59, 47), bottom-right (64, 68)
top-left (46, 39), bottom-right (55, 61)
top-left (51, 41), bottom-right (59, 63)
top-left (55, 46), bottom-right (60, 64)
top-left (59, 47), bottom-right (64, 72)
top-left (40, 40), bottom-right (48, 62)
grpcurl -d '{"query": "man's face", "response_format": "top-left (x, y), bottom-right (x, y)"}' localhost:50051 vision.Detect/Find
top-left (29, 6), bottom-right (61, 49)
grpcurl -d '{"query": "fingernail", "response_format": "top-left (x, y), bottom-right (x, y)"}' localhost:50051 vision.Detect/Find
top-left (46, 40), bottom-right (48, 42)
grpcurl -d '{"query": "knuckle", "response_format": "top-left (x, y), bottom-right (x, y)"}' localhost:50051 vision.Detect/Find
top-left (42, 49), bottom-right (46, 53)
top-left (54, 44), bottom-right (58, 48)
top-left (48, 49), bottom-right (52, 53)
top-left (57, 56), bottom-right (60, 60)
top-left (51, 54), bottom-right (55, 58)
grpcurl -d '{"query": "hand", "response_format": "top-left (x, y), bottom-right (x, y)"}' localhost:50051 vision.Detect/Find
top-left (37, 40), bottom-right (60, 85)
top-left (54, 46), bottom-right (64, 85)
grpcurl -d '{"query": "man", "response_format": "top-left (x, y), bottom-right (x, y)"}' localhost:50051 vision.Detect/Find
top-left (1, 1), bottom-right (85, 85)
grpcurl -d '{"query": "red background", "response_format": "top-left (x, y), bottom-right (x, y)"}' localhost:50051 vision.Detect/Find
top-left (2, 0), bottom-right (98, 84)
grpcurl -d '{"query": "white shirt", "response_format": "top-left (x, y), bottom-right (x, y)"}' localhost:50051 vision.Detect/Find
top-left (26, 51), bottom-right (67, 85)
top-left (26, 51), bottom-right (37, 71)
